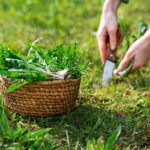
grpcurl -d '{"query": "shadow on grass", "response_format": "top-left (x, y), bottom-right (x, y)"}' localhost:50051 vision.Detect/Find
top-left (13, 95), bottom-right (150, 149)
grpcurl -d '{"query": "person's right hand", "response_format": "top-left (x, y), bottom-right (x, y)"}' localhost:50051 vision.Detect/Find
top-left (97, 0), bottom-right (123, 64)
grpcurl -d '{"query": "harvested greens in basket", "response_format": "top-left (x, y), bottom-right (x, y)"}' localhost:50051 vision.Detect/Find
top-left (0, 43), bottom-right (88, 92)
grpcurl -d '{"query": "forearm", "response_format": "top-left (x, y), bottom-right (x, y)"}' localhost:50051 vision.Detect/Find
top-left (103, 0), bottom-right (121, 14)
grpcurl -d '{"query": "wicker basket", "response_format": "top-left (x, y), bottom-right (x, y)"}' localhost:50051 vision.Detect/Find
top-left (0, 76), bottom-right (81, 116)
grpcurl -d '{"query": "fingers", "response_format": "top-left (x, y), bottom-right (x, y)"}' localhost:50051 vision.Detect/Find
top-left (132, 59), bottom-right (146, 71)
top-left (117, 27), bottom-right (124, 45)
top-left (117, 50), bottom-right (134, 72)
top-left (132, 62), bottom-right (140, 72)
top-left (108, 29), bottom-right (117, 50)
top-left (108, 26), bottom-right (124, 50)
top-left (97, 32), bottom-right (108, 64)
top-left (97, 26), bottom-right (123, 64)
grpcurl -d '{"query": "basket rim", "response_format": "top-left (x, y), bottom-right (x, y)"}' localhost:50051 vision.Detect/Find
top-left (0, 76), bottom-right (81, 85)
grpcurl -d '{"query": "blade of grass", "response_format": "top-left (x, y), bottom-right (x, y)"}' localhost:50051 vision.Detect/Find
top-left (105, 125), bottom-right (122, 150)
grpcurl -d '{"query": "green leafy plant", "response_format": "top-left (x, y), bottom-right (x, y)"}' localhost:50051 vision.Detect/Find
top-left (0, 42), bottom-right (88, 92)
top-left (0, 98), bottom-right (59, 149)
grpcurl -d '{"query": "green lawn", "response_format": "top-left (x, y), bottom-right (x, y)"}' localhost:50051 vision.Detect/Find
top-left (0, 0), bottom-right (150, 149)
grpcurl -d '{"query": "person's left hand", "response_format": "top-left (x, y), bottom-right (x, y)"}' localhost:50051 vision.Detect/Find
top-left (117, 31), bottom-right (150, 72)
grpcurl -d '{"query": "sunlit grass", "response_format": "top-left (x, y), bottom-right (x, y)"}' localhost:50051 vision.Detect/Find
top-left (0, 0), bottom-right (150, 149)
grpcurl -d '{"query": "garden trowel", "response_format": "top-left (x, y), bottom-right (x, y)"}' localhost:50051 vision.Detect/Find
top-left (102, 50), bottom-right (118, 87)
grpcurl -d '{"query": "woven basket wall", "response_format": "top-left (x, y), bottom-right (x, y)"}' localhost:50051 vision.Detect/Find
top-left (0, 76), bottom-right (81, 116)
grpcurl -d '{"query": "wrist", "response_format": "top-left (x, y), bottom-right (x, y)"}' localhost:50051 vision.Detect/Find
top-left (103, 0), bottom-right (121, 14)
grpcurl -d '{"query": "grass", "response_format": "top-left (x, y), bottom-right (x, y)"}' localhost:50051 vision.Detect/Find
top-left (0, 0), bottom-right (150, 149)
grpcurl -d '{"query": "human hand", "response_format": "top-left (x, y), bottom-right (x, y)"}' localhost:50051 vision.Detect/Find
top-left (97, 0), bottom-right (123, 64)
top-left (117, 30), bottom-right (150, 72)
